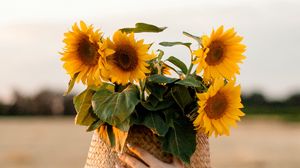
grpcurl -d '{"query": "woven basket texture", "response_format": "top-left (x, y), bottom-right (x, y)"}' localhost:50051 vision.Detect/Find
top-left (84, 125), bottom-right (211, 168)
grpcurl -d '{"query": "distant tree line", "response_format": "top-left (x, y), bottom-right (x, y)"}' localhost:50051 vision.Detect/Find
top-left (0, 90), bottom-right (300, 116)
top-left (242, 92), bottom-right (300, 120)
top-left (242, 92), bottom-right (300, 107)
top-left (0, 90), bottom-right (76, 116)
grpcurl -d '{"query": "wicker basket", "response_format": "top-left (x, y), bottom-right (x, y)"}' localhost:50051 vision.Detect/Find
top-left (84, 125), bottom-right (211, 168)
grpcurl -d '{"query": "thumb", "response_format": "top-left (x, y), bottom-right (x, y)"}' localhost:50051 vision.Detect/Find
top-left (172, 157), bottom-right (184, 168)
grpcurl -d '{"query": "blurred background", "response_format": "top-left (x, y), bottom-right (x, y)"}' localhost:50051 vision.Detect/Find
top-left (1, 0), bottom-right (300, 167)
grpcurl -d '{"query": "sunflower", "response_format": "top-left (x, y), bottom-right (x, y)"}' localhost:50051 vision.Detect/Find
top-left (162, 63), bottom-right (172, 75)
top-left (61, 21), bottom-right (103, 86)
top-left (193, 79), bottom-right (245, 137)
top-left (193, 26), bottom-right (246, 82)
top-left (99, 31), bottom-right (155, 85)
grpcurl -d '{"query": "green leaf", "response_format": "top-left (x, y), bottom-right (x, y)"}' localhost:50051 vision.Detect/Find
top-left (97, 124), bottom-right (115, 147)
top-left (86, 120), bottom-right (104, 132)
top-left (120, 23), bottom-right (167, 33)
top-left (131, 106), bottom-right (169, 136)
top-left (147, 74), bottom-right (178, 84)
top-left (144, 112), bottom-right (169, 136)
top-left (157, 49), bottom-right (164, 61)
top-left (171, 85), bottom-right (194, 112)
top-left (141, 99), bottom-right (174, 111)
top-left (115, 83), bottom-right (130, 92)
top-left (160, 118), bottom-right (196, 163)
top-left (132, 108), bottom-right (169, 136)
top-left (64, 73), bottom-right (79, 96)
top-left (159, 41), bottom-right (192, 48)
top-left (92, 85), bottom-right (140, 131)
top-left (89, 82), bottom-right (115, 92)
top-left (166, 56), bottom-right (188, 74)
top-left (183, 31), bottom-right (201, 44)
top-left (148, 94), bottom-right (159, 107)
top-left (74, 89), bottom-right (97, 126)
top-left (162, 107), bottom-right (181, 126)
top-left (176, 76), bottom-right (204, 88)
top-left (146, 82), bottom-right (167, 101)
top-left (114, 117), bottom-right (131, 131)
top-left (107, 125), bottom-right (115, 147)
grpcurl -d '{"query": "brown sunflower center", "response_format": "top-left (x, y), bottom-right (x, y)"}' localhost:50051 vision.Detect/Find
top-left (205, 41), bottom-right (224, 65)
top-left (205, 92), bottom-right (228, 119)
top-left (77, 37), bottom-right (99, 65)
top-left (113, 45), bottom-right (138, 71)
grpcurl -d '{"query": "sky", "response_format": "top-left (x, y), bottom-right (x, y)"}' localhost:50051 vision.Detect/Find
top-left (0, 0), bottom-right (300, 102)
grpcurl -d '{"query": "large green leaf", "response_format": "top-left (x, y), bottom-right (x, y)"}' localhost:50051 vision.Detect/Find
top-left (175, 75), bottom-right (204, 88)
top-left (146, 82), bottom-right (167, 101)
top-left (171, 85), bottom-right (194, 112)
top-left (89, 82), bottom-right (115, 92)
top-left (132, 108), bottom-right (169, 136)
top-left (141, 99), bottom-right (174, 111)
top-left (120, 23), bottom-right (167, 33)
top-left (73, 89), bottom-right (97, 126)
top-left (114, 117), bottom-right (131, 131)
top-left (143, 112), bottom-right (169, 136)
top-left (92, 85), bottom-right (140, 131)
top-left (131, 106), bottom-right (169, 136)
top-left (166, 56), bottom-right (188, 74)
top-left (159, 41), bottom-right (192, 48)
top-left (147, 74), bottom-right (178, 84)
top-left (147, 94), bottom-right (159, 107)
top-left (183, 31), bottom-right (201, 44)
top-left (115, 83), bottom-right (131, 92)
top-left (160, 118), bottom-right (196, 163)
top-left (162, 107), bottom-right (181, 126)
top-left (64, 73), bottom-right (79, 96)
top-left (86, 119), bottom-right (104, 132)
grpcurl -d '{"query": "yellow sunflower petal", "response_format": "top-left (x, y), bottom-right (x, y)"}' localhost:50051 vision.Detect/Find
top-left (99, 30), bottom-right (153, 85)
top-left (193, 26), bottom-right (246, 81)
top-left (193, 79), bottom-right (244, 137)
top-left (60, 21), bottom-right (103, 85)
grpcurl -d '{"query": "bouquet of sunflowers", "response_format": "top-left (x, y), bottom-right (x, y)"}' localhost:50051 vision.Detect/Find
top-left (60, 21), bottom-right (246, 165)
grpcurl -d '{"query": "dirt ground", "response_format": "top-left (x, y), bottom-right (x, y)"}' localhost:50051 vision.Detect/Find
top-left (0, 117), bottom-right (299, 168)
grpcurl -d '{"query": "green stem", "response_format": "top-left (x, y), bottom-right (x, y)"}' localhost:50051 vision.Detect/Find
top-left (186, 63), bottom-right (194, 75)
top-left (202, 83), bottom-right (208, 91)
top-left (186, 47), bottom-right (195, 76)
top-left (139, 79), bottom-right (146, 101)
top-left (164, 62), bottom-right (182, 77)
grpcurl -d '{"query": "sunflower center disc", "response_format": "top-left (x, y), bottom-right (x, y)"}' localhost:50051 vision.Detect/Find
top-left (205, 92), bottom-right (227, 119)
top-left (205, 41), bottom-right (224, 65)
top-left (78, 37), bottom-right (99, 65)
top-left (114, 45), bottom-right (138, 71)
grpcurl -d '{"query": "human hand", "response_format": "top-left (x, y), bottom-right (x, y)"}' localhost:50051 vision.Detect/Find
top-left (116, 144), bottom-right (184, 168)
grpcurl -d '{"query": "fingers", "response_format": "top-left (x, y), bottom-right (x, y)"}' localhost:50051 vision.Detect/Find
top-left (172, 157), bottom-right (184, 168)
top-left (118, 153), bottom-right (148, 168)
top-left (120, 144), bottom-right (184, 168)
top-left (115, 163), bottom-right (125, 168)
top-left (127, 144), bottom-right (161, 165)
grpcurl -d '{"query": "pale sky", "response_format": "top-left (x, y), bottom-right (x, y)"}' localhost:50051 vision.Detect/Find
top-left (1, 0), bottom-right (300, 102)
